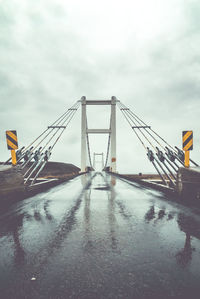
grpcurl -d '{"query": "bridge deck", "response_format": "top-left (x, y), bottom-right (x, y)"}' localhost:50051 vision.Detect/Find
top-left (1, 172), bottom-right (200, 299)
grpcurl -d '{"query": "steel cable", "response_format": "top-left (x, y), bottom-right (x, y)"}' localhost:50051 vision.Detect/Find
top-left (22, 101), bottom-right (80, 153)
top-left (118, 101), bottom-right (176, 185)
top-left (118, 102), bottom-right (197, 167)
top-left (22, 102), bottom-right (80, 183)
top-left (118, 101), bottom-right (184, 172)
top-left (51, 109), bottom-right (78, 150)
top-left (118, 101), bottom-right (175, 151)
top-left (41, 109), bottom-right (75, 151)
top-left (120, 109), bottom-right (147, 150)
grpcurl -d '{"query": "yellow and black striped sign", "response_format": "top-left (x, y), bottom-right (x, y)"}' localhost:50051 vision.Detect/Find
top-left (6, 130), bottom-right (18, 150)
top-left (182, 130), bottom-right (193, 151)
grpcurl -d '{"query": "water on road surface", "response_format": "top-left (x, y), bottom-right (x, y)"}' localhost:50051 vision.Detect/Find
top-left (1, 172), bottom-right (200, 299)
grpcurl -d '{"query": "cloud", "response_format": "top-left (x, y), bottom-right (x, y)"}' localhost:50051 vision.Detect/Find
top-left (0, 0), bottom-right (199, 172)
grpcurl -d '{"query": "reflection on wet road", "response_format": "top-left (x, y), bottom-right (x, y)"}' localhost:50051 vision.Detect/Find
top-left (1, 172), bottom-right (200, 299)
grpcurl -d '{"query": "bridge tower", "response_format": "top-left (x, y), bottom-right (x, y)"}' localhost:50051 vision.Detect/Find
top-left (81, 96), bottom-right (117, 172)
top-left (93, 152), bottom-right (104, 170)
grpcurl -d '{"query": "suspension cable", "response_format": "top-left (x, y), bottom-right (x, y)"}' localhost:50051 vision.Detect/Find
top-left (119, 108), bottom-right (147, 150)
top-left (118, 101), bottom-right (175, 151)
top-left (117, 100), bottom-right (178, 184)
top-left (20, 101), bottom-right (80, 184)
top-left (120, 106), bottom-right (158, 151)
top-left (22, 101), bottom-right (80, 153)
top-left (41, 109), bottom-right (76, 151)
top-left (119, 103), bottom-right (166, 151)
top-left (118, 101), bottom-right (200, 169)
top-left (51, 108), bottom-right (79, 150)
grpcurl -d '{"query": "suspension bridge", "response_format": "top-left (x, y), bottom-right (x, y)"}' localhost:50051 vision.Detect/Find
top-left (1, 97), bottom-right (200, 299)
top-left (3, 96), bottom-right (199, 193)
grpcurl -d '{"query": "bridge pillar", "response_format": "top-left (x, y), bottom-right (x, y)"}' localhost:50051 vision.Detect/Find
top-left (81, 96), bottom-right (117, 173)
top-left (93, 153), bottom-right (104, 171)
top-left (110, 96), bottom-right (116, 172)
top-left (81, 96), bottom-right (87, 172)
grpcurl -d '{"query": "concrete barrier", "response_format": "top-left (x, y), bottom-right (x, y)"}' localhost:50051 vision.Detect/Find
top-left (176, 167), bottom-right (200, 200)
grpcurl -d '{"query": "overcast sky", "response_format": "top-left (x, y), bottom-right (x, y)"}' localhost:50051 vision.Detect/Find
top-left (0, 0), bottom-right (200, 173)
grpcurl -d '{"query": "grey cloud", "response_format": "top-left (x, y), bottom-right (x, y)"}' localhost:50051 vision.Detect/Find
top-left (0, 0), bottom-right (199, 173)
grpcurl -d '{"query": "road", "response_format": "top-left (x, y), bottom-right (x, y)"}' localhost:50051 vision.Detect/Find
top-left (0, 172), bottom-right (200, 299)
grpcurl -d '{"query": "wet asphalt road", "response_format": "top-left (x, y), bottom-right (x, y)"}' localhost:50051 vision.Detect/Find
top-left (1, 172), bottom-right (200, 299)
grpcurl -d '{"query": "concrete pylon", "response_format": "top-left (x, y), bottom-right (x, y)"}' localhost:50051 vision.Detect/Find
top-left (93, 152), bottom-right (104, 170)
top-left (110, 96), bottom-right (116, 172)
top-left (81, 96), bottom-right (87, 172)
top-left (80, 96), bottom-right (117, 173)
